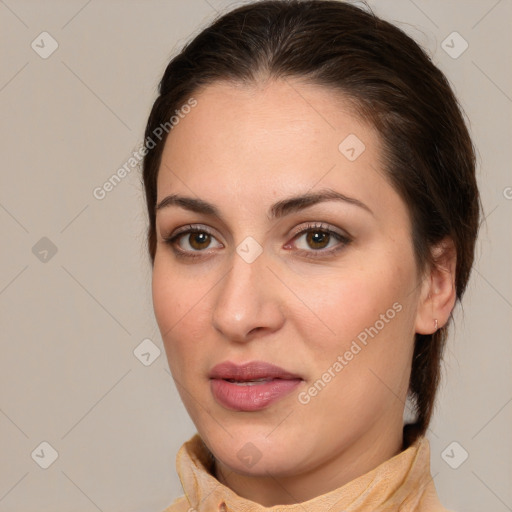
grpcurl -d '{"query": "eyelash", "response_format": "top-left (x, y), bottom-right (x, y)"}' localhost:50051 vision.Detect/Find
top-left (163, 225), bottom-right (219, 260)
top-left (162, 222), bottom-right (352, 260)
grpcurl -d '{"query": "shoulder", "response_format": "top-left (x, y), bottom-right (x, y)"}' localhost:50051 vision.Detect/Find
top-left (159, 495), bottom-right (190, 512)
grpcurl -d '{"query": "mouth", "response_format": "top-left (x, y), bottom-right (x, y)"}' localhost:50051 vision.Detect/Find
top-left (209, 361), bottom-right (303, 411)
top-left (209, 360), bottom-right (302, 381)
top-left (223, 377), bottom-right (278, 386)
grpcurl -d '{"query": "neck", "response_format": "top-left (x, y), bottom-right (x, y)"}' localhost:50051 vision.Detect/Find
top-left (213, 422), bottom-right (404, 507)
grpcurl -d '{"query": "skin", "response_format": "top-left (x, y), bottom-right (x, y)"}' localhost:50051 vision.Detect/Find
top-left (152, 79), bottom-right (456, 506)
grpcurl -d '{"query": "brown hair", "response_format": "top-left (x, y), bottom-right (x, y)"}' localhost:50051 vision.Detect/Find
top-left (142, 0), bottom-right (480, 447)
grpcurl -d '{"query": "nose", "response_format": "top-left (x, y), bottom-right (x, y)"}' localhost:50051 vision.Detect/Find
top-left (212, 250), bottom-right (285, 343)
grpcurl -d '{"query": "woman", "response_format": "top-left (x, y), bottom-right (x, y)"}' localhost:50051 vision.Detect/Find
top-left (142, 1), bottom-right (480, 510)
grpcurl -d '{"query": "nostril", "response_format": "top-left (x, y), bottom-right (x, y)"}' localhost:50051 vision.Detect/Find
top-left (218, 501), bottom-right (227, 512)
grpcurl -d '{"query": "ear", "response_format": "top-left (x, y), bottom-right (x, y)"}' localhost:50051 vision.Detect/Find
top-left (415, 237), bottom-right (457, 334)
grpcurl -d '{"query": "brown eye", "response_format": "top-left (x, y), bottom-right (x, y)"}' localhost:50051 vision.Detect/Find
top-left (165, 226), bottom-right (223, 255)
top-left (188, 232), bottom-right (211, 250)
top-left (305, 230), bottom-right (330, 249)
top-left (288, 223), bottom-right (351, 258)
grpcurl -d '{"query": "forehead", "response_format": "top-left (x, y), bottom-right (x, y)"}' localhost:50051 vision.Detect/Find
top-left (161, 79), bottom-right (376, 161)
top-left (156, 79), bottom-right (398, 219)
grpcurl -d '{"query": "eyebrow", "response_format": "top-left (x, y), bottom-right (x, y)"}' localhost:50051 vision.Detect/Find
top-left (155, 188), bottom-right (373, 220)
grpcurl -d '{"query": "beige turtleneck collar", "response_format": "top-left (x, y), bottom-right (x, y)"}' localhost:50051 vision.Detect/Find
top-left (162, 433), bottom-right (452, 512)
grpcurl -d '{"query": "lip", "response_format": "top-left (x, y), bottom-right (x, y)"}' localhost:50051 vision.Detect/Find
top-left (209, 361), bottom-right (303, 412)
top-left (209, 361), bottom-right (302, 381)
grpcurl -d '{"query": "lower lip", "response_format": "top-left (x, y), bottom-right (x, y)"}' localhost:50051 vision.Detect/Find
top-left (210, 378), bottom-right (302, 411)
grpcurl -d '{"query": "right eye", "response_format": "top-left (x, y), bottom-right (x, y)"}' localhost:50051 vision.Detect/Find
top-left (163, 225), bottom-right (224, 257)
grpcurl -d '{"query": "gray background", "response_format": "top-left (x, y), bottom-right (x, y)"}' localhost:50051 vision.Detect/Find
top-left (0, 1), bottom-right (511, 511)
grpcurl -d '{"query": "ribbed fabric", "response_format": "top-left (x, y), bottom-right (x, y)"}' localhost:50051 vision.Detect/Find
top-left (162, 433), bottom-right (452, 512)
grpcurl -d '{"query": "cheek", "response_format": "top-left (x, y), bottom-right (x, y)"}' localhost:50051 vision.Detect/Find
top-left (152, 258), bottom-right (211, 365)
top-left (295, 276), bottom-right (416, 431)
top-left (313, 265), bottom-right (416, 389)
top-left (152, 262), bottom-right (180, 335)
top-left (295, 262), bottom-right (414, 353)
top-left (293, 256), bottom-right (419, 418)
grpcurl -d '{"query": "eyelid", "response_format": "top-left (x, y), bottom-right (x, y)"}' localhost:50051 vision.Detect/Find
top-left (162, 224), bottom-right (224, 256)
top-left (288, 221), bottom-right (351, 241)
top-left (284, 221), bottom-right (352, 258)
top-left (168, 223), bottom-right (217, 239)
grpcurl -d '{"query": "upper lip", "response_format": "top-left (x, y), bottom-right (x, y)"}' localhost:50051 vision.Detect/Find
top-left (209, 361), bottom-right (302, 381)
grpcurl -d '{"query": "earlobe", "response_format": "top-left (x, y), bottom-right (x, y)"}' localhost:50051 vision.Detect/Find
top-left (415, 237), bottom-right (457, 334)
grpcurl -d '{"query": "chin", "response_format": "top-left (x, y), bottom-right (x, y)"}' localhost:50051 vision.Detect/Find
top-left (217, 448), bottom-right (302, 478)
top-left (199, 423), bottom-right (309, 477)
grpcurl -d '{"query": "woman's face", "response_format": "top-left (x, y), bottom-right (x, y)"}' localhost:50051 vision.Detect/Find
top-left (152, 79), bottom-right (428, 491)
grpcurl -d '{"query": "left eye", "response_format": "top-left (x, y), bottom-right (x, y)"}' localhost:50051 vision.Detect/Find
top-left (288, 226), bottom-right (350, 253)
